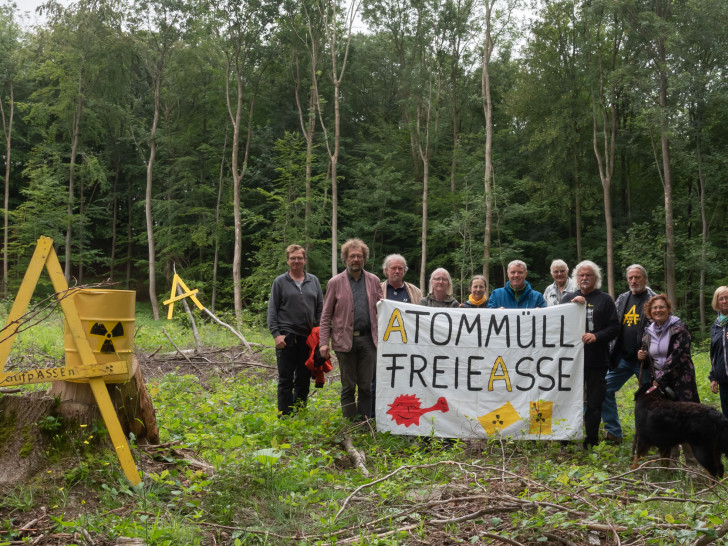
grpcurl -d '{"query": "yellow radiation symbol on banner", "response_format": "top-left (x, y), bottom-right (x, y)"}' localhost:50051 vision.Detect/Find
top-left (478, 401), bottom-right (520, 435)
top-left (529, 401), bottom-right (554, 435)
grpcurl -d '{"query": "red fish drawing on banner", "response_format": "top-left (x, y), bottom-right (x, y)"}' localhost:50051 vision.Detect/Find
top-left (386, 394), bottom-right (449, 427)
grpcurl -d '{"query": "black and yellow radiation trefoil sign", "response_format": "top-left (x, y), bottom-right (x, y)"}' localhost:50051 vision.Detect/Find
top-left (0, 236), bottom-right (140, 485)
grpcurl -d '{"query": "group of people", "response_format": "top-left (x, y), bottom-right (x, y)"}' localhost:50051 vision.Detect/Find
top-left (267, 239), bottom-right (728, 453)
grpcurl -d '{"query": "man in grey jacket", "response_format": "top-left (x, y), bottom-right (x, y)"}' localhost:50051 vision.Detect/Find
top-left (267, 244), bottom-right (323, 416)
top-left (601, 264), bottom-right (656, 443)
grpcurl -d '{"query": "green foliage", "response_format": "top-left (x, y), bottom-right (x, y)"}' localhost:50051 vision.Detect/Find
top-left (1, 308), bottom-right (723, 544)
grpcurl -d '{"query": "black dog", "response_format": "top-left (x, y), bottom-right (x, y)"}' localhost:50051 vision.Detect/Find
top-left (632, 382), bottom-right (728, 478)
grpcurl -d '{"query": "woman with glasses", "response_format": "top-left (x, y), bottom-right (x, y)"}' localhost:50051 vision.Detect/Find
top-left (419, 268), bottom-right (459, 308)
top-left (637, 294), bottom-right (699, 403)
top-left (637, 294), bottom-right (699, 465)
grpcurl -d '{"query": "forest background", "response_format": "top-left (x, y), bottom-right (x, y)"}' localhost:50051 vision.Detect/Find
top-left (0, 0), bottom-right (726, 334)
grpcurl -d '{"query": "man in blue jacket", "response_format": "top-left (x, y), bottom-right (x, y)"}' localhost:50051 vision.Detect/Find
top-left (488, 260), bottom-right (546, 309)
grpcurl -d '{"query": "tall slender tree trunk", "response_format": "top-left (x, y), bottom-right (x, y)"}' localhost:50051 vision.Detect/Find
top-left (419, 157), bottom-right (429, 292)
top-left (295, 60), bottom-right (318, 258)
top-left (1, 82), bottom-right (13, 298)
top-left (655, 0), bottom-right (676, 305)
top-left (125, 183), bottom-right (132, 289)
top-left (65, 72), bottom-right (84, 282)
top-left (230, 82), bottom-right (244, 319)
top-left (592, 97), bottom-right (616, 298)
top-left (145, 75), bottom-right (162, 320)
top-left (312, 0), bottom-right (358, 277)
top-left (481, 3), bottom-right (494, 294)
top-left (658, 74), bottom-right (676, 305)
top-left (230, 80), bottom-right (254, 321)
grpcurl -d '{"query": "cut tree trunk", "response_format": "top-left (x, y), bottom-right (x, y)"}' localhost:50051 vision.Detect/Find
top-left (0, 356), bottom-right (158, 486)
top-left (0, 393), bottom-right (56, 486)
top-left (48, 356), bottom-right (159, 444)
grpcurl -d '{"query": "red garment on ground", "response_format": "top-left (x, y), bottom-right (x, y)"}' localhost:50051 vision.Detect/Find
top-left (306, 326), bottom-right (333, 387)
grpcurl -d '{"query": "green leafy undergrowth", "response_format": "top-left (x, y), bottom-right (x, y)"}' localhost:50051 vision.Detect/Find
top-left (1, 311), bottom-right (727, 544)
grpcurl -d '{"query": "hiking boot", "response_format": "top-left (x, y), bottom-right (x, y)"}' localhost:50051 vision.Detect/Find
top-left (602, 431), bottom-right (622, 445)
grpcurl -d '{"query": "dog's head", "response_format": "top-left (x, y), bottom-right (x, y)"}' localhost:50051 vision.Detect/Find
top-left (634, 382), bottom-right (676, 402)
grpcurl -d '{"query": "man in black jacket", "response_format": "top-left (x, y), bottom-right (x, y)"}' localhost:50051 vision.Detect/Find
top-left (561, 260), bottom-right (619, 449)
top-left (267, 244), bottom-right (324, 416)
top-left (601, 265), bottom-right (656, 443)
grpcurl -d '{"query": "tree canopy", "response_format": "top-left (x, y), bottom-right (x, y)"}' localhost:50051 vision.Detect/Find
top-left (1, 0), bottom-right (726, 331)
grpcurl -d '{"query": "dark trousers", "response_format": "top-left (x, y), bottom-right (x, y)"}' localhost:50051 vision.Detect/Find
top-left (719, 382), bottom-right (728, 418)
top-left (276, 334), bottom-right (311, 416)
top-left (584, 366), bottom-right (608, 447)
top-left (336, 334), bottom-right (376, 419)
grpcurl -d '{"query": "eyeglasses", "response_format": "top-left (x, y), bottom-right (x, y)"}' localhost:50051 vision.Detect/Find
top-left (651, 305), bottom-right (668, 310)
top-left (432, 277), bottom-right (449, 282)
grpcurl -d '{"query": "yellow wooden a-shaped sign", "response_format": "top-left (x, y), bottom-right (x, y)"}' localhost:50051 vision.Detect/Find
top-left (163, 274), bottom-right (204, 319)
top-left (0, 237), bottom-right (140, 485)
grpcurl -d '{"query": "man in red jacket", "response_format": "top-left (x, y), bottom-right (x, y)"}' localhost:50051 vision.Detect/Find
top-left (319, 238), bottom-right (383, 420)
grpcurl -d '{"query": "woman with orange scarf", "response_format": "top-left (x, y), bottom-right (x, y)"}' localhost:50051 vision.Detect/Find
top-left (460, 275), bottom-right (489, 308)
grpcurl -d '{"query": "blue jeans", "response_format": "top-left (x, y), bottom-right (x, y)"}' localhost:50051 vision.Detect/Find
top-left (601, 358), bottom-right (651, 438)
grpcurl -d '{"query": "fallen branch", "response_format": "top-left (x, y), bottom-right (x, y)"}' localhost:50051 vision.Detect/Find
top-left (334, 463), bottom-right (443, 521)
top-left (162, 328), bottom-right (193, 364)
top-left (201, 307), bottom-right (253, 354)
top-left (341, 434), bottom-right (370, 477)
top-left (693, 518), bottom-right (728, 546)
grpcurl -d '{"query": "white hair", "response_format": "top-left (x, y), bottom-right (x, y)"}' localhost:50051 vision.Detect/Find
top-left (571, 260), bottom-right (602, 290)
top-left (550, 259), bottom-right (568, 273)
top-left (507, 260), bottom-right (528, 273)
top-left (383, 254), bottom-right (408, 273)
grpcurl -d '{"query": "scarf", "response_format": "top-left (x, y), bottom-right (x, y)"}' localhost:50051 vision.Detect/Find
top-left (469, 294), bottom-right (487, 307)
top-left (719, 313), bottom-right (728, 328)
top-left (648, 315), bottom-right (679, 368)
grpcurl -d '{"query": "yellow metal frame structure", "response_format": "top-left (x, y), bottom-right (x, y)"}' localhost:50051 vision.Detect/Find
top-left (0, 236), bottom-right (141, 485)
top-left (163, 274), bottom-right (204, 319)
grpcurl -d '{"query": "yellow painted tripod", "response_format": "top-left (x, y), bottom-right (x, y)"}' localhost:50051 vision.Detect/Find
top-left (0, 236), bottom-right (141, 485)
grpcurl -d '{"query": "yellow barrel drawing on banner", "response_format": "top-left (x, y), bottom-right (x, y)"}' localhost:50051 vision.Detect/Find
top-left (64, 289), bottom-right (136, 382)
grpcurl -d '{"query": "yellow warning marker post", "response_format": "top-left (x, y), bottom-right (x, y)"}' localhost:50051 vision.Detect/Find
top-left (0, 236), bottom-right (141, 485)
top-left (163, 274), bottom-right (204, 320)
top-left (164, 273), bottom-right (253, 353)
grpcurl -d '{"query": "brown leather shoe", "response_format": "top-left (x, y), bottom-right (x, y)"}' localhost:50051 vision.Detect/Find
top-left (603, 431), bottom-right (623, 445)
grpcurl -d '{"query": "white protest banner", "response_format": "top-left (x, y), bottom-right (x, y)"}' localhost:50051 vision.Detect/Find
top-left (375, 300), bottom-right (586, 440)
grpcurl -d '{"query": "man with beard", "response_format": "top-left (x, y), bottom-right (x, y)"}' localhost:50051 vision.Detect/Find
top-left (601, 265), bottom-right (656, 443)
top-left (562, 260), bottom-right (619, 449)
top-left (320, 238), bottom-right (383, 420)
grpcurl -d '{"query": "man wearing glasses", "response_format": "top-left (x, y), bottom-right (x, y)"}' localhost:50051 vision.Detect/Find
top-left (267, 244), bottom-right (324, 416)
top-left (562, 260), bottom-right (619, 449)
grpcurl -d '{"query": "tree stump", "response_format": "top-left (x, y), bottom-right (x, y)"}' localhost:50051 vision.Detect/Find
top-left (47, 356), bottom-right (160, 444)
top-left (0, 356), bottom-right (158, 486)
top-left (0, 393), bottom-right (56, 486)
